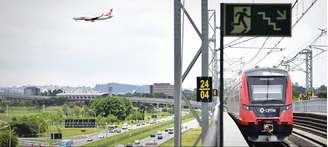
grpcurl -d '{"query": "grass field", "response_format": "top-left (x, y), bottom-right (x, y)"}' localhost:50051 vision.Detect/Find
top-left (84, 113), bottom-right (193, 147)
top-left (42, 127), bottom-right (105, 138)
top-left (0, 106), bottom-right (64, 122)
top-left (160, 127), bottom-right (201, 147)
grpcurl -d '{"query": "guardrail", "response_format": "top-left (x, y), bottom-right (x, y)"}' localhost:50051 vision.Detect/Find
top-left (293, 98), bottom-right (327, 113)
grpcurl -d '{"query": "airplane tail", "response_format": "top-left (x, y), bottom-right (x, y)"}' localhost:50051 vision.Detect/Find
top-left (104, 9), bottom-right (113, 17)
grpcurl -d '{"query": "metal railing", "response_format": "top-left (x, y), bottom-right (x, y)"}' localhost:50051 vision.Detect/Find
top-left (203, 103), bottom-right (220, 146)
top-left (293, 98), bottom-right (327, 113)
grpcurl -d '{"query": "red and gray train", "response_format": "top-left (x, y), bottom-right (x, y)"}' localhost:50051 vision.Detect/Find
top-left (227, 67), bottom-right (293, 142)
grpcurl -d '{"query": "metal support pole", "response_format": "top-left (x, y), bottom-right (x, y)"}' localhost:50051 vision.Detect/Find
top-left (201, 0), bottom-right (209, 142)
top-left (9, 124), bottom-right (11, 147)
top-left (174, 0), bottom-right (182, 145)
top-left (305, 51), bottom-right (309, 90)
top-left (304, 49), bottom-right (313, 97)
top-left (309, 50), bottom-right (313, 95)
top-left (6, 105), bottom-right (8, 119)
top-left (219, 3), bottom-right (224, 147)
top-left (209, 10), bottom-right (218, 109)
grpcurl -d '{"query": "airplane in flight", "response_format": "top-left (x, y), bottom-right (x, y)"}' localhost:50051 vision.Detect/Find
top-left (73, 9), bottom-right (113, 22)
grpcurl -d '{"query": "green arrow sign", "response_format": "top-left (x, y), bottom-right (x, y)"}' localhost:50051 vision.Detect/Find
top-left (223, 3), bottom-right (291, 37)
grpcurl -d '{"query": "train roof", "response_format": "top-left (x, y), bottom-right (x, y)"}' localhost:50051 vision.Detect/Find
top-left (244, 67), bottom-right (288, 77)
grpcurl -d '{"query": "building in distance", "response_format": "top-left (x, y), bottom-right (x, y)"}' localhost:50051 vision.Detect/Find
top-left (150, 83), bottom-right (174, 98)
top-left (24, 86), bottom-right (40, 96)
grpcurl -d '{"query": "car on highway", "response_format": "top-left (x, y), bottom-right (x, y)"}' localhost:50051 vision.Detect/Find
top-left (86, 137), bottom-right (93, 142)
top-left (126, 143), bottom-right (133, 147)
top-left (157, 135), bottom-right (163, 140)
top-left (134, 140), bottom-right (141, 145)
top-left (164, 128), bottom-right (169, 132)
top-left (98, 134), bottom-right (105, 138)
top-left (115, 129), bottom-right (122, 133)
top-left (108, 129), bottom-right (115, 133)
top-left (122, 124), bottom-right (129, 130)
top-left (150, 134), bottom-right (156, 137)
top-left (168, 130), bottom-right (174, 134)
top-left (59, 139), bottom-right (73, 147)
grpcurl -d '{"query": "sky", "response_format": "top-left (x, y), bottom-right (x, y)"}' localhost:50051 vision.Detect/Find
top-left (0, 0), bottom-right (326, 89)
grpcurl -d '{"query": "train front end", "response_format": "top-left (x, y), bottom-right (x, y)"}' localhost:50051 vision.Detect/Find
top-left (239, 68), bottom-right (293, 142)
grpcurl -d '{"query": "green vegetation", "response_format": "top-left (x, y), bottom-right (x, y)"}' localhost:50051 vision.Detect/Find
top-left (292, 83), bottom-right (327, 99)
top-left (84, 113), bottom-right (193, 147)
top-left (10, 115), bottom-right (48, 137)
top-left (0, 131), bottom-right (18, 147)
top-left (42, 127), bottom-right (104, 138)
top-left (0, 95), bottom-right (179, 145)
top-left (0, 106), bottom-right (40, 122)
top-left (160, 127), bottom-right (201, 147)
top-left (317, 85), bottom-right (327, 98)
top-left (90, 96), bottom-right (132, 120)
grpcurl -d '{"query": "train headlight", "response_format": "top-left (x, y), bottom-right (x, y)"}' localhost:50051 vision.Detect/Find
top-left (241, 104), bottom-right (250, 110)
top-left (285, 104), bottom-right (292, 110)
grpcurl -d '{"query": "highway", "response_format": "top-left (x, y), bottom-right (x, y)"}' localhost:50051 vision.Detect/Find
top-left (72, 115), bottom-right (173, 146)
top-left (17, 115), bottom-right (173, 147)
top-left (134, 119), bottom-right (199, 146)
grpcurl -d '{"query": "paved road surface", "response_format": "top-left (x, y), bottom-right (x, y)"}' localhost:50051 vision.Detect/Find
top-left (131, 119), bottom-right (199, 146)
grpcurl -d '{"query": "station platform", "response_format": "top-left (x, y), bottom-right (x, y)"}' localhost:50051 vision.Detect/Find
top-left (223, 112), bottom-right (249, 147)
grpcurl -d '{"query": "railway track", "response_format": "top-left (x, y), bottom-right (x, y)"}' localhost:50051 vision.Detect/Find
top-left (289, 113), bottom-right (327, 147)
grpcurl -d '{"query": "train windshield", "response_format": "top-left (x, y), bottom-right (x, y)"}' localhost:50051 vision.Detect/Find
top-left (247, 76), bottom-right (287, 103)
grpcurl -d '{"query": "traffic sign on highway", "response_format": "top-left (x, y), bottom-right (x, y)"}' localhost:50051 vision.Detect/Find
top-left (196, 77), bottom-right (213, 102)
top-left (65, 119), bottom-right (96, 128)
top-left (223, 3), bottom-right (291, 36)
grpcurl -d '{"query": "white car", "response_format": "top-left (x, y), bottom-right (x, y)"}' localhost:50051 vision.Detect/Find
top-left (86, 137), bottom-right (93, 142)
top-left (134, 140), bottom-right (141, 145)
top-left (122, 124), bottom-right (129, 130)
top-left (98, 135), bottom-right (104, 138)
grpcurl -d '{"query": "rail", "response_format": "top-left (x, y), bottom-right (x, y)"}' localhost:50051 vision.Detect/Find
top-left (290, 113), bottom-right (327, 147)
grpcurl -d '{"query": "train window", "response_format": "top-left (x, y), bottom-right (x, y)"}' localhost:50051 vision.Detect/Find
top-left (248, 76), bottom-right (286, 102)
top-left (251, 85), bottom-right (283, 100)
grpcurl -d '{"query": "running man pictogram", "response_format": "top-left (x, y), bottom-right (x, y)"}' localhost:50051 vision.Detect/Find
top-left (231, 7), bottom-right (251, 34)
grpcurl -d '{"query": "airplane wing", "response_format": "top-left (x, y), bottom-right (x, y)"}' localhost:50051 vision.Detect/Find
top-left (73, 17), bottom-right (85, 21)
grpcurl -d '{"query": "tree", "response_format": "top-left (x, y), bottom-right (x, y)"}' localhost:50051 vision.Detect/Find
top-left (107, 114), bottom-right (117, 123)
top-left (62, 104), bottom-right (70, 116)
top-left (89, 96), bottom-right (132, 120)
top-left (10, 114), bottom-right (49, 137)
top-left (292, 83), bottom-right (306, 99)
top-left (127, 111), bottom-right (144, 121)
top-left (0, 132), bottom-right (18, 147)
top-left (316, 85), bottom-right (327, 98)
top-left (10, 117), bottom-right (39, 137)
top-left (73, 106), bottom-right (82, 117)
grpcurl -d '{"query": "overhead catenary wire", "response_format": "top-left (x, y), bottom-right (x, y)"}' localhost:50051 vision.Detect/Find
top-left (246, 37), bottom-right (269, 65)
top-left (254, 0), bottom-right (319, 65)
top-left (277, 29), bottom-right (326, 68)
